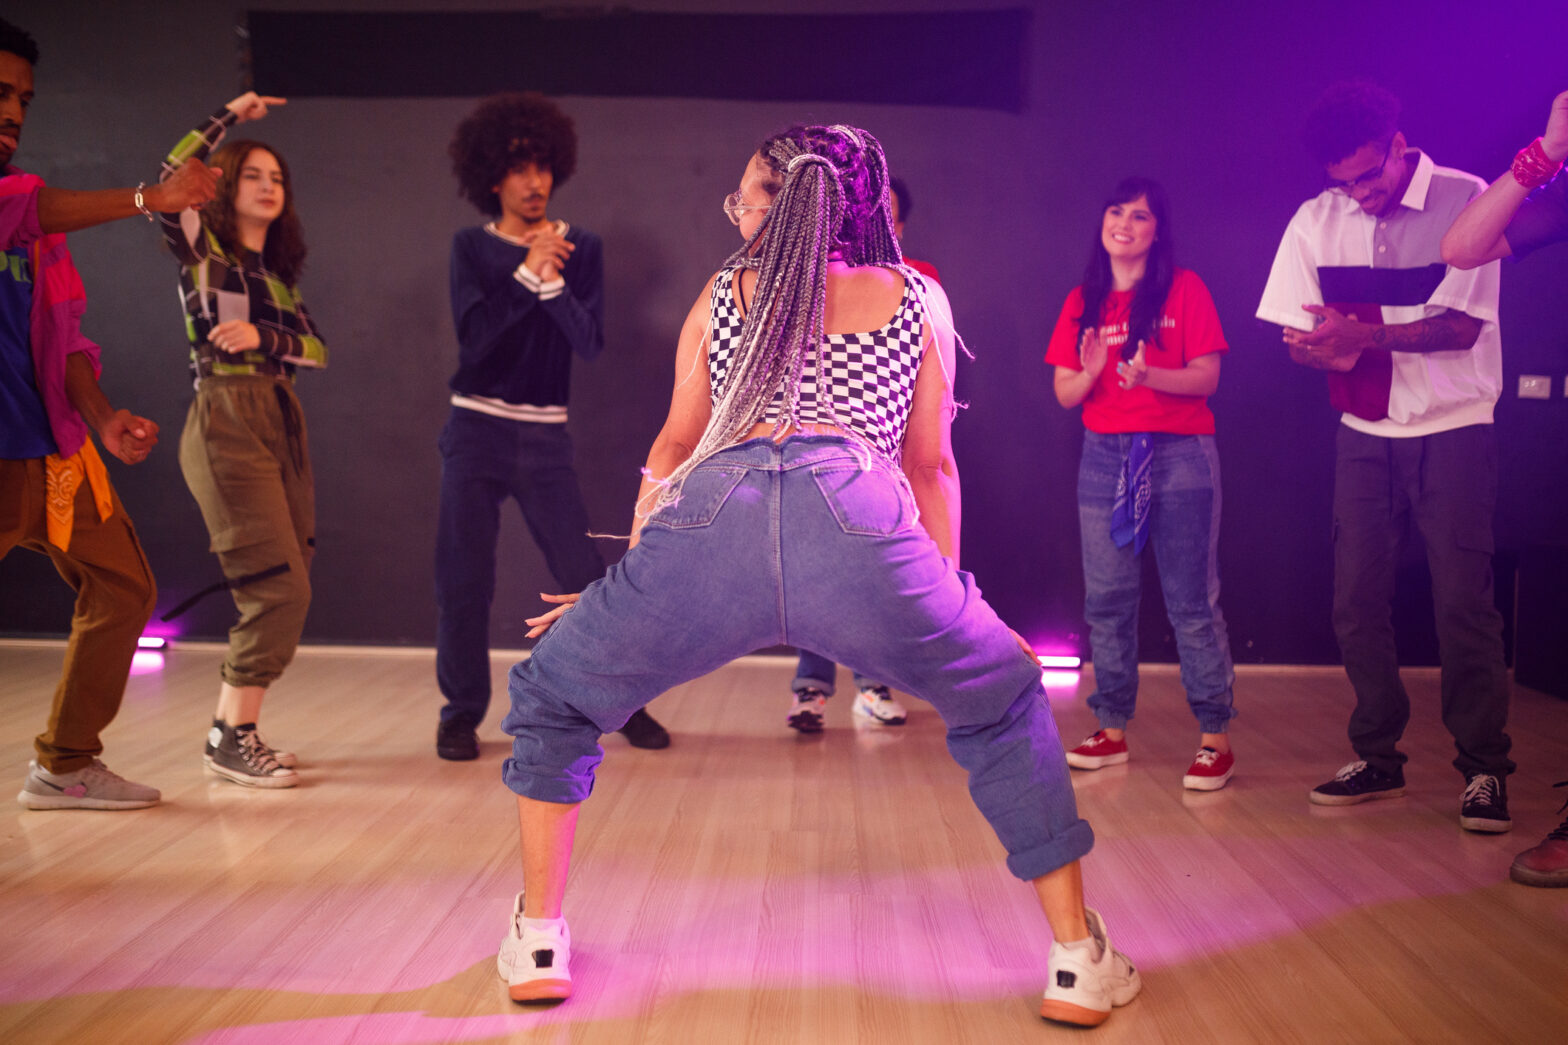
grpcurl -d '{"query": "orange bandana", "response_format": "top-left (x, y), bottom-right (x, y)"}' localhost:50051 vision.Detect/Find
top-left (43, 441), bottom-right (113, 551)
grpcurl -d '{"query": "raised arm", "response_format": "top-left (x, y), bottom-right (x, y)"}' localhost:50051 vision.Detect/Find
top-left (900, 275), bottom-right (961, 566)
top-left (1442, 89), bottom-right (1568, 269)
top-left (157, 92), bottom-right (284, 264)
top-left (629, 276), bottom-right (719, 547)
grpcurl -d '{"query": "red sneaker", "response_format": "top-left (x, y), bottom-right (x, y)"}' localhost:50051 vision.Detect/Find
top-left (1182, 747), bottom-right (1234, 791)
top-left (1065, 731), bottom-right (1129, 770)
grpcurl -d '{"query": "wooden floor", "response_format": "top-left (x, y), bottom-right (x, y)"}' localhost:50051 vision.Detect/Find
top-left (0, 643), bottom-right (1564, 1045)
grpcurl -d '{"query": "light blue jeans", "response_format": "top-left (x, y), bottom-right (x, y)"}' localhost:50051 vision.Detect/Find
top-left (1077, 431), bottom-right (1236, 735)
top-left (503, 436), bottom-right (1093, 881)
top-left (793, 649), bottom-right (879, 695)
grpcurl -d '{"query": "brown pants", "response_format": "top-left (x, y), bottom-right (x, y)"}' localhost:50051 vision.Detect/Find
top-left (179, 375), bottom-right (314, 689)
top-left (1, 457), bottom-right (157, 773)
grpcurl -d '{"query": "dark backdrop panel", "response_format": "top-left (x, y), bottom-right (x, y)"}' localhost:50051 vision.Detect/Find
top-left (248, 9), bottom-right (1029, 111)
top-left (3, 0), bottom-right (1566, 671)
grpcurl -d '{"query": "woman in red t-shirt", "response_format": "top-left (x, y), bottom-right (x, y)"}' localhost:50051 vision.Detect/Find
top-left (1044, 177), bottom-right (1237, 792)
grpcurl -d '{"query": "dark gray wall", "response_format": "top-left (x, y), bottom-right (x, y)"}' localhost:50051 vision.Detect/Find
top-left (4, 0), bottom-right (1566, 666)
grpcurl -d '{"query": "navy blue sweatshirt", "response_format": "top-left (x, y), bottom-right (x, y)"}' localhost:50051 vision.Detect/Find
top-left (447, 222), bottom-right (604, 411)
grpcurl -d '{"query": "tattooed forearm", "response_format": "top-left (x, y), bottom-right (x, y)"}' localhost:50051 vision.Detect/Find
top-left (1369, 310), bottom-right (1483, 353)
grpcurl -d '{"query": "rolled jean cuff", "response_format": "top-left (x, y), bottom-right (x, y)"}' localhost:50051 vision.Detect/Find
top-left (791, 673), bottom-right (837, 696)
top-left (502, 759), bottom-right (598, 804)
top-left (1093, 710), bottom-right (1131, 730)
top-left (1196, 713), bottom-right (1234, 734)
top-left (1004, 819), bottom-right (1096, 882)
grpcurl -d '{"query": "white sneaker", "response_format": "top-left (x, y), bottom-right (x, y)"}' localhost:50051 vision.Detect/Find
top-left (787, 688), bottom-right (828, 733)
top-left (1040, 907), bottom-right (1141, 1026)
top-left (496, 892), bottom-right (572, 1002)
top-left (852, 685), bottom-right (908, 725)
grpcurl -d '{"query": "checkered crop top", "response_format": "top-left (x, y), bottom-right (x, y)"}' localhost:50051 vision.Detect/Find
top-left (708, 266), bottom-right (927, 461)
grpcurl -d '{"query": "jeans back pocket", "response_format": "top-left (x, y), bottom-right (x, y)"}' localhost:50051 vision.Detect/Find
top-left (811, 464), bottom-right (910, 536)
top-left (645, 464), bottom-right (749, 529)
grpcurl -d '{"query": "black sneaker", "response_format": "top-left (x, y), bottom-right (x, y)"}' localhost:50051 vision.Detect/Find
top-left (205, 721), bottom-right (298, 788)
top-left (436, 719), bottom-right (480, 761)
top-left (618, 708), bottom-right (671, 750)
top-left (1459, 773), bottom-right (1511, 833)
top-left (1309, 760), bottom-right (1405, 806)
top-left (208, 718), bottom-right (296, 768)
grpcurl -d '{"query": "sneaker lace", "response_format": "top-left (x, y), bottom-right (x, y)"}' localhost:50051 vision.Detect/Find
top-left (864, 686), bottom-right (892, 702)
top-left (1462, 774), bottom-right (1501, 805)
top-left (1334, 760), bottom-right (1368, 782)
top-left (1193, 748), bottom-right (1220, 768)
top-left (238, 730), bottom-right (284, 773)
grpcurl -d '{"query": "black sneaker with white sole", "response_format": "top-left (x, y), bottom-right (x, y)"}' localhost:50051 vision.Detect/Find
top-left (1459, 773), bottom-right (1511, 833)
top-left (1308, 760), bottom-right (1405, 805)
top-left (205, 721), bottom-right (299, 788)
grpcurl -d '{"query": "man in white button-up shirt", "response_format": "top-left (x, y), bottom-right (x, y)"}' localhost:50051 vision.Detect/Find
top-left (1257, 80), bottom-right (1513, 833)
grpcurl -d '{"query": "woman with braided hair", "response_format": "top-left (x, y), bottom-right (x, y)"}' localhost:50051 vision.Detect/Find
top-left (493, 125), bottom-right (1140, 1026)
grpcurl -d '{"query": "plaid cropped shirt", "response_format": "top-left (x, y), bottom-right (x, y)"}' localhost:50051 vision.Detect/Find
top-left (159, 107), bottom-right (326, 385)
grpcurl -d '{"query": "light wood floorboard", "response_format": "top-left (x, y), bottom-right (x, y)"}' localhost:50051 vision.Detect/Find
top-left (0, 644), bottom-right (1564, 1044)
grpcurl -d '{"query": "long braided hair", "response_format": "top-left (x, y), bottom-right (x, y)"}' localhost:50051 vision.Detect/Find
top-left (649, 124), bottom-right (917, 513)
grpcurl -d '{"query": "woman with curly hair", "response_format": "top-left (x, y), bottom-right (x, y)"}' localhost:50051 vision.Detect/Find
top-left (156, 91), bottom-right (324, 788)
top-left (436, 92), bottom-right (669, 762)
top-left (492, 124), bottom-right (1141, 1027)
top-left (1046, 177), bottom-right (1236, 790)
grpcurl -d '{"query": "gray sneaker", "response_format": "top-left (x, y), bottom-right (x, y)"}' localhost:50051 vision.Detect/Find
top-left (17, 759), bottom-right (161, 810)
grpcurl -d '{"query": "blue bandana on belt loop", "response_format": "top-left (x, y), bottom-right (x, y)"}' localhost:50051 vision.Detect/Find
top-left (1110, 433), bottom-right (1152, 553)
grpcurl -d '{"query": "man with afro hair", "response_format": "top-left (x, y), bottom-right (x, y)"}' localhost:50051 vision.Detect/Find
top-left (435, 92), bottom-right (669, 759)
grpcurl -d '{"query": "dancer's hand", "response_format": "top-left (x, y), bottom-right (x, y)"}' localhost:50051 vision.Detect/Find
top-left (1283, 304), bottom-right (1364, 371)
top-left (208, 320), bottom-right (260, 354)
top-left (99, 409), bottom-right (159, 465)
top-left (1116, 341), bottom-right (1148, 389)
top-left (525, 592), bottom-right (580, 638)
top-left (1079, 326), bottom-right (1109, 381)
top-left (225, 92), bottom-right (287, 123)
top-left (524, 226), bottom-right (574, 281)
top-left (151, 158), bottom-right (222, 212)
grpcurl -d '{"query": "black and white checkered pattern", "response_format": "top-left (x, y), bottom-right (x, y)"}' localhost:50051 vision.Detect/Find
top-left (707, 267), bottom-right (926, 461)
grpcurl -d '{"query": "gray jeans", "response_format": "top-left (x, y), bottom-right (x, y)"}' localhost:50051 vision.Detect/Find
top-left (1331, 423), bottom-right (1512, 780)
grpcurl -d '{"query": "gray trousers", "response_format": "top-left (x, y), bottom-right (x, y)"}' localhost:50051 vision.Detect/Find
top-left (1332, 423), bottom-right (1512, 780)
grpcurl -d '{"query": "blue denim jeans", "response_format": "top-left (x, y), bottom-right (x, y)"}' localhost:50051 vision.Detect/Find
top-left (793, 649), bottom-right (879, 695)
top-left (503, 436), bottom-right (1093, 881)
top-left (435, 408), bottom-right (606, 728)
top-left (1077, 431), bottom-right (1235, 734)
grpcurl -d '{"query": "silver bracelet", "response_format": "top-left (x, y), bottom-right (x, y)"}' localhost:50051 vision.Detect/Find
top-left (134, 182), bottom-right (154, 222)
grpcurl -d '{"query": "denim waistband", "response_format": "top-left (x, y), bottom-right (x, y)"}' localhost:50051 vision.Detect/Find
top-left (702, 434), bottom-right (883, 472)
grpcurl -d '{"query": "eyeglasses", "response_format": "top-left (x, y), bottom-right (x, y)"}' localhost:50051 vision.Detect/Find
top-left (722, 190), bottom-right (770, 225)
top-left (1326, 140), bottom-right (1393, 196)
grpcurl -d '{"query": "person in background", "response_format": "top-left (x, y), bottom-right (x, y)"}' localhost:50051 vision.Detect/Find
top-left (436, 92), bottom-right (669, 760)
top-left (783, 174), bottom-right (941, 734)
top-left (4, 16), bottom-right (218, 810)
top-left (157, 91), bottom-right (324, 789)
top-left (1442, 89), bottom-right (1568, 889)
top-left (1046, 176), bottom-right (1237, 791)
top-left (1257, 81), bottom-right (1512, 830)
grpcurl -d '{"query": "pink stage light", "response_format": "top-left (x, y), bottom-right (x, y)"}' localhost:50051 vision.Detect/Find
top-left (137, 635), bottom-right (169, 649)
top-left (130, 651), bottom-right (165, 674)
